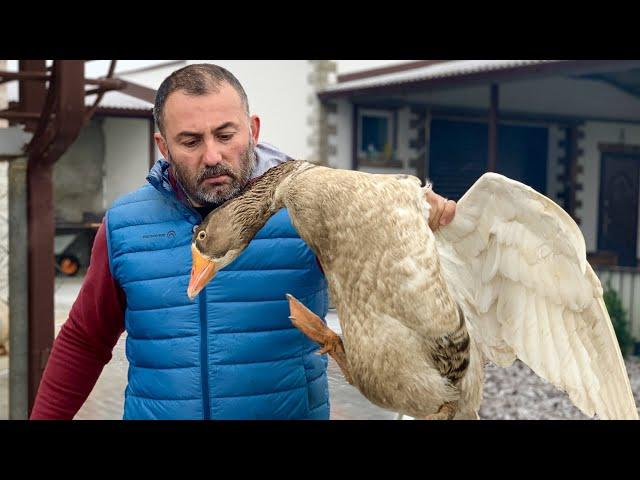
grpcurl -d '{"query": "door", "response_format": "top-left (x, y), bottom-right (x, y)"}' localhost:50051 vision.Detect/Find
top-left (598, 152), bottom-right (640, 267)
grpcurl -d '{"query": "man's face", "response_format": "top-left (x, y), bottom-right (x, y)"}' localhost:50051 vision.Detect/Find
top-left (155, 84), bottom-right (261, 207)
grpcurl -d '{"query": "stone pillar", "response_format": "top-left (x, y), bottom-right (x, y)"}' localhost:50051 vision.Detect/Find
top-left (307, 61), bottom-right (337, 165)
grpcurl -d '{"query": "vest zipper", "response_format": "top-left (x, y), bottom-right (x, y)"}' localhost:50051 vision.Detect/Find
top-left (199, 289), bottom-right (211, 420)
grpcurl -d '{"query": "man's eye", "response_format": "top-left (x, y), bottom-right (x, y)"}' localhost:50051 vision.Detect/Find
top-left (218, 133), bottom-right (233, 142)
top-left (183, 139), bottom-right (199, 147)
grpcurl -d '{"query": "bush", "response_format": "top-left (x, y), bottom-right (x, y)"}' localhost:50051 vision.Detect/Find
top-left (603, 282), bottom-right (636, 357)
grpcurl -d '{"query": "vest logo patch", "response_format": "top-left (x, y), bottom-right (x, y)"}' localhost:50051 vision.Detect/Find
top-left (143, 230), bottom-right (177, 239)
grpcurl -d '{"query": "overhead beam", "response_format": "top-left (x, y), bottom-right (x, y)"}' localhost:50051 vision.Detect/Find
top-left (117, 79), bottom-right (157, 104)
top-left (0, 111), bottom-right (46, 121)
top-left (0, 71), bottom-right (50, 84)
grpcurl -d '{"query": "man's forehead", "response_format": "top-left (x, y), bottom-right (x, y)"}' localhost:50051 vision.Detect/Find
top-left (164, 85), bottom-right (246, 132)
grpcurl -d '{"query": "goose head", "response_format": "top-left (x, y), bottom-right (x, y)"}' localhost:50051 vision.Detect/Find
top-left (186, 160), bottom-right (310, 300)
top-left (187, 203), bottom-right (250, 300)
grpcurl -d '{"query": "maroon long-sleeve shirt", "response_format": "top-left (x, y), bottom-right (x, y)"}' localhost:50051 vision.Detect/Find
top-left (30, 221), bottom-right (127, 419)
top-left (30, 168), bottom-right (189, 419)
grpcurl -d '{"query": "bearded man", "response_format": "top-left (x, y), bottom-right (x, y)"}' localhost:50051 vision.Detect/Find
top-left (30, 63), bottom-right (455, 420)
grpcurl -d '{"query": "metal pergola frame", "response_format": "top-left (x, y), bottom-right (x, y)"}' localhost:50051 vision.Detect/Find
top-left (0, 60), bottom-right (151, 417)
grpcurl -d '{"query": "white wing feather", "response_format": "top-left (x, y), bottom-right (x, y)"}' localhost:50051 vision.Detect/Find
top-left (434, 172), bottom-right (638, 420)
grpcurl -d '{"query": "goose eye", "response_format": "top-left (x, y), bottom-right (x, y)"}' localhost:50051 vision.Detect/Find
top-left (197, 231), bottom-right (206, 241)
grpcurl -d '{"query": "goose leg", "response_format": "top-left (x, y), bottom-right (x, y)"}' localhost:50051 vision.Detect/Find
top-left (286, 294), bottom-right (354, 385)
top-left (422, 401), bottom-right (458, 420)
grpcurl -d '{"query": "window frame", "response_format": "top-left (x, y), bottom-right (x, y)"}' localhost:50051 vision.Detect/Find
top-left (357, 108), bottom-right (396, 161)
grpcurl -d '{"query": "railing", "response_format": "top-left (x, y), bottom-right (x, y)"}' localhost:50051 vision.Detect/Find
top-left (591, 265), bottom-right (640, 343)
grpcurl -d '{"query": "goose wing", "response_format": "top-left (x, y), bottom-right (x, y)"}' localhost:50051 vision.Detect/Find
top-left (434, 172), bottom-right (638, 419)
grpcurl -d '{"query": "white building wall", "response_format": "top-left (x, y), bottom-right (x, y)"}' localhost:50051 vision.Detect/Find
top-left (579, 121), bottom-right (640, 259)
top-left (53, 119), bottom-right (105, 222)
top-left (190, 61), bottom-right (314, 161)
top-left (123, 60), bottom-right (316, 161)
top-left (102, 117), bottom-right (151, 209)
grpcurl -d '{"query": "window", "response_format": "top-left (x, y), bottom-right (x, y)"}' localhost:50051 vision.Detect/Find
top-left (357, 108), bottom-right (399, 167)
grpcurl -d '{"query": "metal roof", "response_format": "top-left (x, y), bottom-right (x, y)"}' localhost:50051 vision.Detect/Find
top-left (318, 60), bottom-right (640, 100)
top-left (5, 79), bottom-right (153, 112)
top-left (86, 90), bottom-right (153, 111)
top-left (322, 60), bottom-right (560, 93)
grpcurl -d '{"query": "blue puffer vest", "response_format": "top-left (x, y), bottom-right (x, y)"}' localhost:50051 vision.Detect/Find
top-left (105, 159), bottom-right (330, 419)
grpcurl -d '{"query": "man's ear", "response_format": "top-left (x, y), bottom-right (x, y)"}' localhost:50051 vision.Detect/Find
top-left (154, 133), bottom-right (169, 159)
top-left (250, 115), bottom-right (260, 144)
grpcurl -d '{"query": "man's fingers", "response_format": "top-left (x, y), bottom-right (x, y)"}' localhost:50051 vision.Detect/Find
top-left (428, 200), bottom-right (444, 230)
top-left (424, 188), bottom-right (457, 231)
top-left (440, 199), bottom-right (456, 226)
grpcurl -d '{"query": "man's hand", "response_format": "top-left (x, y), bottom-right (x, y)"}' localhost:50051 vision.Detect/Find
top-left (425, 188), bottom-right (456, 231)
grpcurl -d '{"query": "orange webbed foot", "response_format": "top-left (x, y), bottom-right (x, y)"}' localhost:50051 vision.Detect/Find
top-left (286, 293), bottom-right (354, 385)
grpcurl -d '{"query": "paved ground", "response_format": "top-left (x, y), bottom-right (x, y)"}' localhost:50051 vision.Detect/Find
top-left (1, 274), bottom-right (638, 420)
top-left (0, 275), bottom-right (394, 420)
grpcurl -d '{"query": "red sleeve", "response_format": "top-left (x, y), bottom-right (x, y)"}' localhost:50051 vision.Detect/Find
top-left (30, 222), bottom-right (126, 420)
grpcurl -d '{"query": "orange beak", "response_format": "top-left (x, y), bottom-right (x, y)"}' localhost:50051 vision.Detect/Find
top-left (187, 244), bottom-right (218, 300)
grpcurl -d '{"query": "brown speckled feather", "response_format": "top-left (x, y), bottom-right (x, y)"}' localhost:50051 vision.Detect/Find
top-left (270, 161), bottom-right (481, 417)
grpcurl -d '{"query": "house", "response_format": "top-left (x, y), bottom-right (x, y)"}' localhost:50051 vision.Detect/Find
top-left (318, 59), bottom-right (640, 344)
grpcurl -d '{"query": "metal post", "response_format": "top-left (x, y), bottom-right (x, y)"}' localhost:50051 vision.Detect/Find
top-left (351, 104), bottom-right (359, 170)
top-left (8, 157), bottom-right (28, 419)
top-left (488, 84), bottom-right (499, 172)
top-left (25, 60), bottom-right (85, 414)
top-left (423, 108), bottom-right (432, 184)
top-left (415, 108), bottom-right (431, 185)
top-left (26, 161), bottom-right (55, 413)
top-left (18, 60), bottom-right (46, 134)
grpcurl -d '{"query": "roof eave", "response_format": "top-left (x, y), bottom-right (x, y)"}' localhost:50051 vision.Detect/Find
top-left (318, 60), bottom-right (640, 102)
top-left (94, 106), bottom-right (153, 118)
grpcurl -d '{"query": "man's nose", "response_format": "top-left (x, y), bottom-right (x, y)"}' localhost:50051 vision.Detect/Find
top-left (202, 139), bottom-right (223, 166)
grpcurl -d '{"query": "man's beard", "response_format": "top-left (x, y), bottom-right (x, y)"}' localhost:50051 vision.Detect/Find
top-left (169, 139), bottom-right (256, 208)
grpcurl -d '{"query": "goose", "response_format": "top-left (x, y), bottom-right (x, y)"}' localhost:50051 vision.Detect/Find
top-left (186, 160), bottom-right (638, 420)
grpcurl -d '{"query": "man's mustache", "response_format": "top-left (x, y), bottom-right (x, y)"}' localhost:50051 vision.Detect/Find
top-left (197, 164), bottom-right (237, 183)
